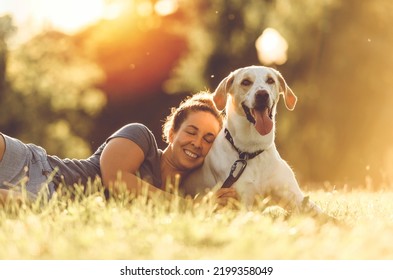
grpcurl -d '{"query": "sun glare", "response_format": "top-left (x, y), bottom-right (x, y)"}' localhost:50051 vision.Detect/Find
top-left (154, 0), bottom-right (179, 16)
top-left (1, 0), bottom-right (178, 46)
top-left (135, 0), bottom-right (179, 17)
top-left (255, 28), bottom-right (288, 65)
top-left (136, 1), bottom-right (154, 17)
top-left (30, 0), bottom-right (121, 34)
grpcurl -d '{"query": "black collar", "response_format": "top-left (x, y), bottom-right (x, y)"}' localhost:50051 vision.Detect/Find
top-left (221, 128), bottom-right (264, 188)
top-left (224, 128), bottom-right (264, 160)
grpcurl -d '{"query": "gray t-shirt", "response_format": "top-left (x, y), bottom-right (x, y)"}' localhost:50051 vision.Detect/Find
top-left (47, 123), bottom-right (163, 188)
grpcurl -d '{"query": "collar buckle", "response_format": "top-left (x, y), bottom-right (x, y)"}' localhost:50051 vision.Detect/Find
top-left (221, 128), bottom-right (265, 188)
top-left (239, 152), bottom-right (249, 160)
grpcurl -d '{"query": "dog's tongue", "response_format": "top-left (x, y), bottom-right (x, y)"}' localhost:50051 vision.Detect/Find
top-left (252, 108), bottom-right (273, 136)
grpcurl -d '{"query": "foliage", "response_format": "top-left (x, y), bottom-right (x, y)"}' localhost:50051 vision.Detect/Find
top-left (0, 15), bottom-right (16, 100)
top-left (164, 0), bottom-right (393, 185)
top-left (301, 0), bottom-right (393, 185)
top-left (2, 1), bottom-right (393, 184)
top-left (164, 0), bottom-right (338, 92)
top-left (163, 0), bottom-right (343, 183)
top-left (0, 18), bottom-right (106, 158)
top-left (1, 182), bottom-right (393, 259)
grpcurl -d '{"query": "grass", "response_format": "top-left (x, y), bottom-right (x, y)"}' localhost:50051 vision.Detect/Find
top-left (1, 182), bottom-right (393, 260)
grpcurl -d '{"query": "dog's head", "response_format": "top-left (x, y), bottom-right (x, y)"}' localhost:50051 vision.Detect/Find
top-left (213, 65), bottom-right (297, 136)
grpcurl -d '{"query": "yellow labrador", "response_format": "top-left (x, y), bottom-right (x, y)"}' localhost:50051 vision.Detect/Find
top-left (181, 65), bottom-right (322, 215)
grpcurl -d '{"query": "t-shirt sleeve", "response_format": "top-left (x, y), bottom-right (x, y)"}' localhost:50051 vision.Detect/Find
top-left (105, 123), bottom-right (157, 156)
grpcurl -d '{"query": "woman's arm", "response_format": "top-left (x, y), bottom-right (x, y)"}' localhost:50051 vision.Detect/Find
top-left (100, 137), bottom-right (239, 207)
top-left (100, 137), bottom-right (174, 200)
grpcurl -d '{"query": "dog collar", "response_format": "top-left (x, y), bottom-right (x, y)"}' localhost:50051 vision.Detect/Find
top-left (224, 128), bottom-right (264, 160)
top-left (221, 128), bottom-right (264, 188)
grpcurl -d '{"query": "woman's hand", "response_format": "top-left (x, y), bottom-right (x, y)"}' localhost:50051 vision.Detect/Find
top-left (214, 187), bottom-right (240, 209)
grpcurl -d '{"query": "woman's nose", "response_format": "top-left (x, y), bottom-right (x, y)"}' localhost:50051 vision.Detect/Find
top-left (192, 137), bottom-right (202, 148)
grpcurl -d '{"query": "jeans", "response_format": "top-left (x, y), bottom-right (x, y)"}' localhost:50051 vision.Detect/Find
top-left (0, 133), bottom-right (56, 200)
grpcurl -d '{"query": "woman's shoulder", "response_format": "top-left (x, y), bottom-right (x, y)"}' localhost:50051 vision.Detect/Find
top-left (107, 123), bottom-right (158, 151)
top-left (116, 123), bottom-right (152, 134)
top-left (110, 123), bottom-right (152, 136)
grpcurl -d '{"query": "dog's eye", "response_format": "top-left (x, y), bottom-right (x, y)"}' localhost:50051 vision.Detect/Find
top-left (241, 79), bottom-right (252, 86)
top-left (266, 77), bottom-right (275, 84)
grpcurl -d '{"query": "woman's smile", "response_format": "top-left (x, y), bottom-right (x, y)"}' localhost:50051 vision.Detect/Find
top-left (184, 149), bottom-right (199, 159)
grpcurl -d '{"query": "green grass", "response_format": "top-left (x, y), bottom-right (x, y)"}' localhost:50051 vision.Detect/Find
top-left (1, 183), bottom-right (393, 260)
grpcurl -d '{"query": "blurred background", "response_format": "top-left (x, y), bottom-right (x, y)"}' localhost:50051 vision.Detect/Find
top-left (1, 0), bottom-right (392, 189)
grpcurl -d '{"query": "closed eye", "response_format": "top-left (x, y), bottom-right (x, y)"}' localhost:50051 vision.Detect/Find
top-left (203, 135), bottom-right (215, 144)
top-left (241, 79), bottom-right (252, 86)
top-left (186, 130), bottom-right (196, 135)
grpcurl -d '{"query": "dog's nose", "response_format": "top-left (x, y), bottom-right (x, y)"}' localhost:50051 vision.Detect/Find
top-left (254, 90), bottom-right (269, 111)
top-left (255, 90), bottom-right (269, 102)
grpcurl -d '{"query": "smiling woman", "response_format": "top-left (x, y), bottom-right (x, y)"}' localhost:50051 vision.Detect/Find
top-left (0, 91), bottom-right (227, 206)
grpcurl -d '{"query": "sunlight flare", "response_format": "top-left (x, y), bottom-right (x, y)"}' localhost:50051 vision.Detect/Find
top-left (154, 0), bottom-right (179, 16)
top-left (255, 28), bottom-right (288, 65)
top-left (32, 0), bottom-right (105, 33)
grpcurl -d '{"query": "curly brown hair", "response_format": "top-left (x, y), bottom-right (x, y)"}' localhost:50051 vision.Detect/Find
top-left (162, 91), bottom-right (223, 143)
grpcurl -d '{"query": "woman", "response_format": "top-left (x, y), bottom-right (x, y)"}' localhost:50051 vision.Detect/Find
top-left (0, 92), bottom-right (238, 205)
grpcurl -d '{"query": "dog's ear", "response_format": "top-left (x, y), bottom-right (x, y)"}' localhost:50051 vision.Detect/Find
top-left (275, 70), bottom-right (297, 110)
top-left (213, 73), bottom-right (234, 110)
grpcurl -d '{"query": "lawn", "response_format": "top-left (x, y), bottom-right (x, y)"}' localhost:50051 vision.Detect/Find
top-left (1, 183), bottom-right (393, 260)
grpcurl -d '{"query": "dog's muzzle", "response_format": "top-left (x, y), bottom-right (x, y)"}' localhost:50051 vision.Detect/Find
top-left (242, 102), bottom-right (256, 124)
top-left (242, 90), bottom-right (272, 123)
top-left (241, 90), bottom-right (274, 136)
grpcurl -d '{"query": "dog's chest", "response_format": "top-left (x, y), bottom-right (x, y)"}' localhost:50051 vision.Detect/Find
top-left (209, 142), bottom-right (276, 187)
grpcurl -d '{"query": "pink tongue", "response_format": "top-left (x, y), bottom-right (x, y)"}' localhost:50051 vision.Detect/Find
top-left (254, 109), bottom-right (273, 136)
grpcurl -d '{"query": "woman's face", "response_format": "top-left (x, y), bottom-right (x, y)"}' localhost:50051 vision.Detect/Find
top-left (169, 111), bottom-right (221, 172)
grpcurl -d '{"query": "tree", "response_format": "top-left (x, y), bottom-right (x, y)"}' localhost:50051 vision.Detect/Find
top-left (0, 15), bottom-right (16, 100)
top-left (0, 21), bottom-right (106, 158)
top-left (164, 0), bottom-right (343, 183)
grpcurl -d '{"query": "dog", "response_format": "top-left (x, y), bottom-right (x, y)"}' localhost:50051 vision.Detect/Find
top-left (181, 65), bottom-right (323, 215)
